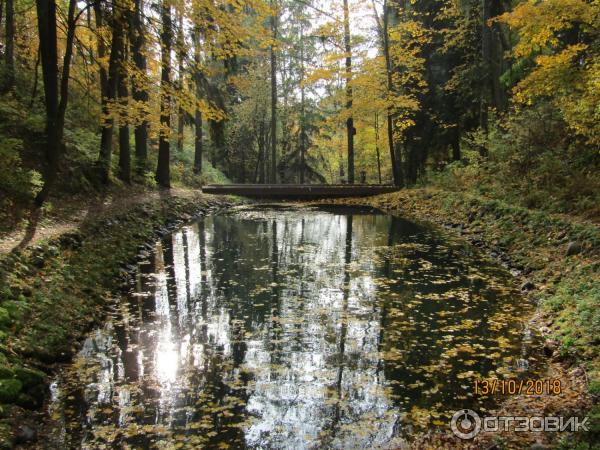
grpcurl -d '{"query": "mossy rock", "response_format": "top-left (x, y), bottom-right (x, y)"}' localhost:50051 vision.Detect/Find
top-left (0, 286), bottom-right (13, 302)
top-left (2, 301), bottom-right (29, 322)
top-left (0, 379), bottom-right (22, 403)
top-left (0, 421), bottom-right (13, 450)
top-left (16, 392), bottom-right (39, 409)
top-left (0, 309), bottom-right (10, 328)
top-left (14, 368), bottom-right (45, 390)
top-left (0, 366), bottom-right (13, 380)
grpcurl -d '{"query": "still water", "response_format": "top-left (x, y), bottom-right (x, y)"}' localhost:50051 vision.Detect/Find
top-left (40, 207), bottom-right (540, 449)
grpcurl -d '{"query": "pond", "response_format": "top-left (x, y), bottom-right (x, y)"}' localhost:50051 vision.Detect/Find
top-left (38, 206), bottom-right (541, 449)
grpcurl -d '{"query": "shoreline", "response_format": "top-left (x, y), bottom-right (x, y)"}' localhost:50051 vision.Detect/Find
top-left (314, 188), bottom-right (598, 449)
top-left (0, 189), bottom-right (236, 448)
top-left (0, 188), bottom-right (597, 448)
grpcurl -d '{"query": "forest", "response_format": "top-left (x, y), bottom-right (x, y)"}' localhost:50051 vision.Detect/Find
top-left (0, 0), bottom-right (599, 448)
top-left (0, 0), bottom-right (597, 220)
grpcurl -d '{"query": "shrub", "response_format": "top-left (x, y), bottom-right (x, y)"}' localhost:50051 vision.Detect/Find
top-left (428, 103), bottom-right (600, 218)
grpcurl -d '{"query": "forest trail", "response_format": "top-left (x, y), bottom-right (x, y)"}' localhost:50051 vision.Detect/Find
top-left (0, 187), bottom-right (202, 255)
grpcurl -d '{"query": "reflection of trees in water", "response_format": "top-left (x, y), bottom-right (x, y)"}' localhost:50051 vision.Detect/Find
top-left (243, 214), bottom-right (398, 449)
top-left (46, 210), bottom-right (536, 449)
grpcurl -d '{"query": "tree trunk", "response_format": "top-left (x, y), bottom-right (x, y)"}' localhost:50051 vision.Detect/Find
top-left (490, 1), bottom-right (509, 112)
top-left (480, 0), bottom-right (491, 136)
top-left (156, 0), bottom-right (172, 188)
top-left (194, 108), bottom-right (203, 175)
top-left (374, 113), bottom-right (382, 184)
top-left (193, 27), bottom-right (203, 175)
top-left (29, 48), bottom-right (40, 108)
top-left (451, 126), bottom-right (460, 162)
top-left (299, 24), bottom-right (306, 184)
top-left (117, 37), bottom-right (131, 183)
top-left (2, 0), bottom-right (15, 92)
top-left (269, 0), bottom-right (278, 183)
top-left (34, 0), bottom-right (59, 205)
top-left (176, 13), bottom-right (184, 153)
top-left (379, 0), bottom-right (402, 186)
top-left (129, 0), bottom-right (148, 175)
top-left (263, 115), bottom-right (270, 182)
top-left (258, 121), bottom-right (266, 184)
top-left (343, 0), bottom-right (354, 184)
top-left (34, 0), bottom-right (76, 206)
top-left (97, 2), bottom-right (124, 183)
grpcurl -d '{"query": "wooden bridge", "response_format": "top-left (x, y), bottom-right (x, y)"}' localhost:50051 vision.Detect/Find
top-left (202, 184), bottom-right (400, 200)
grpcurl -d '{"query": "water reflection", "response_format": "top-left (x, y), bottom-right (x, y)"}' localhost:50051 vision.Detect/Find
top-left (42, 207), bottom-right (539, 449)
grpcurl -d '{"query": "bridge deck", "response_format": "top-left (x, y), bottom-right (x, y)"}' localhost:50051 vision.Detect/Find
top-left (202, 184), bottom-right (399, 199)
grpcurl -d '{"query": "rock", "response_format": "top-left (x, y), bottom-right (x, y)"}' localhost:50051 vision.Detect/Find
top-left (46, 245), bottom-right (59, 257)
top-left (16, 392), bottom-right (40, 409)
top-left (0, 365), bottom-right (14, 379)
top-left (543, 339), bottom-right (558, 357)
top-left (571, 367), bottom-right (584, 378)
top-left (516, 359), bottom-right (529, 371)
top-left (2, 301), bottom-right (26, 322)
top-left (565, 241), bottom-right (582, 256)
top-left (59, 232), bottom-right (82, 249)
top-left (521, 280), bottom-right (535, 291)
top-left (531, 444), bottom-right (547, 450)
top-left (31, 344), bottom-right (71, 364)
top-left (0, 422), bottom-right (14, 449)
top-left (14, 424), bottom-right (37, 444)
top-left (0, 308), bottom-right (11, 327)
top-left (14, 367), bottom-right (46, 389)
top-left (0, 379), bottom-right (22, 403)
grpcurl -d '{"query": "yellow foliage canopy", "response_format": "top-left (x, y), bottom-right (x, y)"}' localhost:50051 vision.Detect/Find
top-left (497, 0), bottom-right (600, 146)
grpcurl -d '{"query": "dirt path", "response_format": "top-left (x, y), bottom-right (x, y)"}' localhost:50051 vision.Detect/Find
top-left (0, 187), bottom-right (200, 255)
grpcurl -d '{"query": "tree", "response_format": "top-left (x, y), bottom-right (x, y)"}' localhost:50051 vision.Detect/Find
top-left (34, 0), bottom-right (77, 205)
top-left (128, 0), bottom-right (149, 175)
top-left (97, 0), bottom-right (126, 184)
top-left (277, 0), bottom-right (321, 184)
top-left (496, 0), bottom-right (599, 147)
top-left (270, 0), bottom-right (278, 183)
top-left (193, 26), bottom-right (203, 176)
top-left (176, 12), bottom-right (185, 154)
top-left (343, 0), bottom-right (354, 184)
top-left (117, 28), bottom-right (131, 183)
top-left (1, 0), bottom-right (14, 92)
top-left (372, 0), bottom-right (403, 185)
top-left (156, 0), bottom-right (173, 188)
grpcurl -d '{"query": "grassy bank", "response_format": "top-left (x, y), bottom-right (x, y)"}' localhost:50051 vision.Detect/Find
top-left (0, 186), bottom-right (597, 448)
top-left (0, 189), bottom-right (234, 447)
top-left (320, 187), bottom-right (599, 449)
